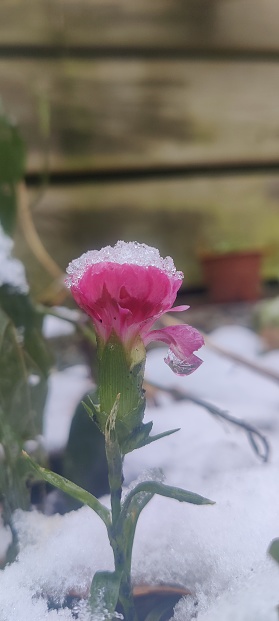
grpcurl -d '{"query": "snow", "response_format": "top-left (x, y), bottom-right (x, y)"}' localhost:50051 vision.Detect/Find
top-left (66, 240), bottom-right (182, 287)
top-left (2, 324), bottom-right (279, 620)
top-left (42, 365), bottom-right (93, 453)
top-left (0, 223), bottom-right (29, 293)
top-left (42, 309), bottom-right (78, 338)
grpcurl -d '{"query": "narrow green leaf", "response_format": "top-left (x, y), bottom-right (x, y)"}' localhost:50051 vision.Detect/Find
top-left (0, 307), bottom-right (32, 437)
top-left (120, 421), bottom-right (152, 454)
top-left (0, 113), bottom-right (25, 183)
top-left (0, 286), bottom-right (52, 378)
top-left (82, 400), bottom-right (97, 422)
top-left (269, 538), bottom-right (279, 564)
top-left (120, 490), bottom-right (154, 581)
top-left (135, 427), bottom-right (181, 450)
top-left (0, 184), bottom-right (17, 235)
top-left (121, 423), bottom-right (180, 455)
top-left (122, 481), bottom-right (215, 510)
top-left (22, 452), bottom-right (111, 529)
top-left (82, 396), bottom-right (107, 433)
top-left (62, 400), bottom-right (109, 511)
top-left (89, 570), bottom-right (122, 618)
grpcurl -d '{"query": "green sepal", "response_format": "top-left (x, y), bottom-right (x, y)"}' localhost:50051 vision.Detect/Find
top-left (98, 333), bottom-right (146, 433)
top-left (89, 570), bottom-right (122, 619)
top-left (268, 538), bottom-right (279, 564)
top-left (22, 451), bottom-right (111, 529)
top-left (105, 395), bottom-right (123, 496)
top-left (122, 480), bottom-right (215, 511)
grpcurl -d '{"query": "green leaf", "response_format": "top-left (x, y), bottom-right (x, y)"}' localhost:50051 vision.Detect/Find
top-left (0, 290), bottom-right (50, 436)
top-left (268, 538), bottom-right (279, 564)
top-left (0, 307), bottom-right (33, 438)
top-left (89, 570), bottom-right (122, 618)
top-left (0, 286), bottom-right (52, 378)
top-left (121, 421), bottom-right (153, 454)
top-left (62, 399), bottom-right (109, 511)
top-left (0, 113), bottom-right (25, 183)
top-left (23, 451), bottom-right (111, 529)
top-left (122, 424), bottom-right (180, 455)
top-left (0, 307), bottom-right (45, 513)
top-left (122, 481), bottom-right (215, 510)
top-left (0, 184), bottom-right (17, 235)
top-left (82, 396), bottom-right (107, 433)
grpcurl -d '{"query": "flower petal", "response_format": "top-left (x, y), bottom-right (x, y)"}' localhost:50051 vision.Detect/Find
top-left (169, 305), bottom-right (190, 312)
top-left (144, 324), bottom-right (204, 376)
top-left (165, 351), bottom-right (203, 376)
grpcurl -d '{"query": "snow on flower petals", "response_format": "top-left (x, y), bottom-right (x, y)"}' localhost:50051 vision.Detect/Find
top-left (66, 241), bottom-right (204, 376)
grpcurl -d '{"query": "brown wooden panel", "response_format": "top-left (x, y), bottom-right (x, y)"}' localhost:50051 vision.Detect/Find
top-left (1, 59), bottom-right (279, 173)
top-left (1, 0), bottom-right (279, 52)
top-left (15, 175), bottom-right (279, 297)
top-left (0, 1), bottom-right (53, 45)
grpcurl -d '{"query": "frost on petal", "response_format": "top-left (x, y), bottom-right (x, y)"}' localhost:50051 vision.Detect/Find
top-left (65, 241), bottom-right (183, 288)
top-left (165, 350), bottom-right (203, 376)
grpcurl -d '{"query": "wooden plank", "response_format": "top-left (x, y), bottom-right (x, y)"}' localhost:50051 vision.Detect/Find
top-left (2, 59), bottom-right (279, 173)
top-left (0, 1), bottom-right (53, 45)
top-left (15, 175), bottom-right (279, 297)
top-left (1, 0), bottom-right (279, 53)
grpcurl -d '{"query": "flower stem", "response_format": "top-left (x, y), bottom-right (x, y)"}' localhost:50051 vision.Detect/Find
top-left (104, 409), bottom-right (138, 621)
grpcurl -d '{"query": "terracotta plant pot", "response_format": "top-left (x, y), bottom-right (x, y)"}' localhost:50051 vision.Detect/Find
top-left (200, 250), bottom-right (262, 303)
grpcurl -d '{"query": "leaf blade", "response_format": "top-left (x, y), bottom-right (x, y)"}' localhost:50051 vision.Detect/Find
top-left (23, 451), bottom-right (111, 528)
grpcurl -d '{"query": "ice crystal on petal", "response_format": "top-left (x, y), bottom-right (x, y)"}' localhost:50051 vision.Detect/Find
top-left (66, 241), bottom-right (204, 376)
top-left (66, 241), bottom-right (183, 288)
top-left (165, 350), bottom-right (203, 376)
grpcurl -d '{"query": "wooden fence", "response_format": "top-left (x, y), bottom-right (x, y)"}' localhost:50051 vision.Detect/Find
top-left (1, 0), bottom-right (279, 294)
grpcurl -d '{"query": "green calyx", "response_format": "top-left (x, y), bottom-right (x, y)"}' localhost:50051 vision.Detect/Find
top-left (97, 332), bottom-right (146, 443)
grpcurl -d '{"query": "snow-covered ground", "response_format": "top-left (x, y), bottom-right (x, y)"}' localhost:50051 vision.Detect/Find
top-left (2, 324), bottom-right (279, 621)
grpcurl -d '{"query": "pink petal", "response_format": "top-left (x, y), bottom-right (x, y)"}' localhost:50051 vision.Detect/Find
top-left (144, 324), bottom-right (204, 376)
top-left (169, 305), bottom-right (190, 312)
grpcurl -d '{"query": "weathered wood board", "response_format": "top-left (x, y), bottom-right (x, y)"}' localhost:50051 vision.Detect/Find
top-left (15, 175), bottom-right (279, 297)
top-left (1, 59), bottom-right (279, 172)
top-left (1, 0), bottom-right (279, 52)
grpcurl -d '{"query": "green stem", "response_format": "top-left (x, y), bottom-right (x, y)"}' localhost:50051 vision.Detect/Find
top-left (110, 532), bottom-right (138, 621)
top-left (105, 428), bottom-right (138, 621)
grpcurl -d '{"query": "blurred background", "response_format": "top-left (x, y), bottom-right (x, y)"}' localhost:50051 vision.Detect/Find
top-left (1, 0), bottom-right (279, 304)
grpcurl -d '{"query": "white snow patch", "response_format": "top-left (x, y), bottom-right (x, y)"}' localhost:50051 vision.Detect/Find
top-left (42, 307), bottom-right (81, 339)
top-left (43, 365), bottom-right (93, 452)
top-left (66, 240), bottom-right (182, 287)
top-left (2, 324), bottom-right (279, 620)
top-left (0, 223), bottom-right (29, 293)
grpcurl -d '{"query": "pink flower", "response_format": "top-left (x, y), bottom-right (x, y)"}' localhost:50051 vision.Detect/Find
top-left (66, 242), bottom-right (204, 375)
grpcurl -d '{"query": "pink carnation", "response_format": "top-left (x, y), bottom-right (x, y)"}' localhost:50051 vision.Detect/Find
top-left (66, 241), bottom-right (204, 375)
